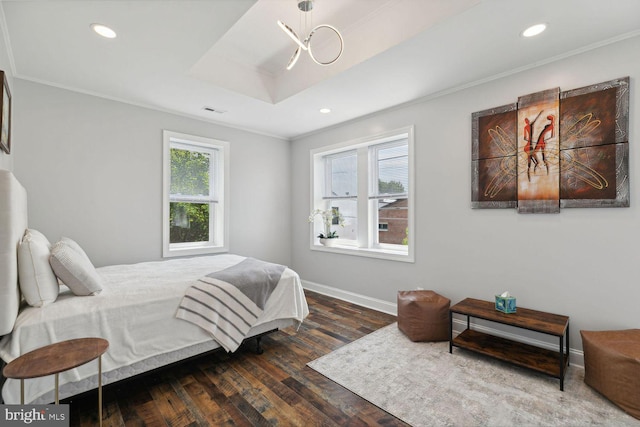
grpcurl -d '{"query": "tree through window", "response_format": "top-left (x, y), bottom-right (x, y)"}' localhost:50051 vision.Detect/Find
top-left (163, 131), bottom-right (228, 257)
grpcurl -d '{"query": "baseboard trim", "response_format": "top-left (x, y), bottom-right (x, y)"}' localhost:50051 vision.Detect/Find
top-left (302, 280), bottom-right (584, 368)
top-left (302, 280), bottom-right (397, 315)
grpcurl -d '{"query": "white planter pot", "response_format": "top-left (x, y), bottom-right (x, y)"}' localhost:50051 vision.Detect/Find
top-left (319, 238), bottom-right (338, 247)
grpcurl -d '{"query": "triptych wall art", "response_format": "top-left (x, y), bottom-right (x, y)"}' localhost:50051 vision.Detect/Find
top-left (471, 77), bottom-right (629, 213)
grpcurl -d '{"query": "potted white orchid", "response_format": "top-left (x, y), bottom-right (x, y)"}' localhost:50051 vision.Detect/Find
top-left (309, 208), bottom-right (345, 246)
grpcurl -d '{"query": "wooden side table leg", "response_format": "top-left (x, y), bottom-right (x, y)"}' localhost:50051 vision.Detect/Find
top-left (20, 379), bottom-right (24, 404)
top-left (99, 355), bottom-right (103, 427)
top-left (55, 372), bottom-right (59, 404)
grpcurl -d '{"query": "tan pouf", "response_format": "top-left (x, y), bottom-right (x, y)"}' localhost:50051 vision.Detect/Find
top-left (397, 290), bottom-right (450, 342)
top-left (580, 329), bottom-right (640, 420)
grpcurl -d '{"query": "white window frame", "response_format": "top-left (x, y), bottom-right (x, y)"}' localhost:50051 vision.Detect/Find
top-left (309, 126), bottom-right (414, 263)
top-left (162, 130), bottom-right (229, 257)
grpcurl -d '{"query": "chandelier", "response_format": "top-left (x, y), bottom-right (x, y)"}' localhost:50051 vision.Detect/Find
top-left (277, 0), bottom-right (344, 70)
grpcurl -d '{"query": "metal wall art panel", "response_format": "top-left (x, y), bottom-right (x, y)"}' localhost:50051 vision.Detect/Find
top-left (559, 77), bottom-right (630, 208)
top-left (471, 77), bottom-right (630, 213)
top-left (471, 103), bottom-right (518, 208)
top-left (517, 87), bottom-right (560, 214)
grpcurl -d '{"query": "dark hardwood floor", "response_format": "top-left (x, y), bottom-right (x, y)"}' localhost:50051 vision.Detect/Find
top-left (66, 290), bottom-right (409, 426)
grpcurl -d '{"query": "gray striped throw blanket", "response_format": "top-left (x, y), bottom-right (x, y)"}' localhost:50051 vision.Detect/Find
top-left (175, 257), bottom-right (286, 352)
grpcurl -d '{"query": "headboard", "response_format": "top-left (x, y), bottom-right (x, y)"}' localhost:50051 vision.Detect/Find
top-left (0, 170), bottom-right (27, 335)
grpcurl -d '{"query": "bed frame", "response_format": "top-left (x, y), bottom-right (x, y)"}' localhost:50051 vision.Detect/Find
top-left (0, 170), bottom-right (26, 403)
top-left (0, 170), bottom-right (298, 404)
top-left (0, 170), bottom-right (26, 337)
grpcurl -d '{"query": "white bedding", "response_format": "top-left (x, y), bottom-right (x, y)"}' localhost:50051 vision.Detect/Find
top-left (0, 254), bottom-right (309, 404)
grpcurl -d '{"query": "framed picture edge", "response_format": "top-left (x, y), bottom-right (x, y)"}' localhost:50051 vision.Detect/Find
top-left (0, 70), bottom-right (11, 155)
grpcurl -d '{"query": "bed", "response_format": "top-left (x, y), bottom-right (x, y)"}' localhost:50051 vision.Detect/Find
top-left (0, 170), bottom-right (309, 404)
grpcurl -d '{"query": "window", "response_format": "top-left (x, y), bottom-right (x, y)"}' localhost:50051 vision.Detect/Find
top-left (162, 131), bottom-right (229, 257)
top-left (310, 127), bottom-right (414, 262)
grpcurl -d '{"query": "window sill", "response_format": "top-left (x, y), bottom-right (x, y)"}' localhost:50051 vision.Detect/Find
top-left (163, 245), bottom-right (228, 258)
top-left (310, 242), bottom-right (414, 263)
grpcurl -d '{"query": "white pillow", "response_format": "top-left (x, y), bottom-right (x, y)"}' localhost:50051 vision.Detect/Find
top-left (18, 229), bottom-right (59, 307)
top-left (28, 229), bottom-right (50, 243)
top-left (61, 236), bottom-right (92, 263)
top-left (49, 239), bottom-right (103, 296)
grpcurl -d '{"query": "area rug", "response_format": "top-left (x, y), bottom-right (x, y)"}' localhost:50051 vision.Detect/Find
top-left (307, 323), bottom-right (640, 426)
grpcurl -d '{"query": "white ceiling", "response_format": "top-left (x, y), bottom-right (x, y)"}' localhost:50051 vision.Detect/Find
top-left (2, 0), bottom-right (640, 140)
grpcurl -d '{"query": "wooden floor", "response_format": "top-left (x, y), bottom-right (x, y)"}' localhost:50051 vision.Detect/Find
top-left (66, 290), bottom-right (409, 426)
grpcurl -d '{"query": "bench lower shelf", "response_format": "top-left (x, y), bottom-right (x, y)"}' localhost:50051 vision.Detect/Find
top-left (452, 329), bottom-right (568, 379)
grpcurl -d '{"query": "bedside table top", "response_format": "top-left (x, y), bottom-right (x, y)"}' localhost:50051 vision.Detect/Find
top-left (3, 337), bottom-right (109, 380)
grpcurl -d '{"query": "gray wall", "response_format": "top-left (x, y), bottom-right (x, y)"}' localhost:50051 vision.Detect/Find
top-left (12, 80), bottom-right (292, 267)
top-left (291, 36), bottom-right (640, 349)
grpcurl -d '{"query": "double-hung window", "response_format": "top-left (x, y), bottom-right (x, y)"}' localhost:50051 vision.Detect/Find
top-left (162, 130), bottom-right (229, 257)
top-left (310, 126), bottom-right (414, 262)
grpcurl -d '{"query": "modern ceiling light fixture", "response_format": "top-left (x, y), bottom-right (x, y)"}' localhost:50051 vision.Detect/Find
top-left (277, 0), bottom-right (344, 70)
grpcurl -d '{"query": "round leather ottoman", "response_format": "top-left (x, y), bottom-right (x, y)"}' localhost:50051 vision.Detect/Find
top-left (397, 290), bottom-right (450, 342)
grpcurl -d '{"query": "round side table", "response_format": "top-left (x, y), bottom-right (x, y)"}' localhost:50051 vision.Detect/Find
top-left (3, 337), bottom-right (109, 426)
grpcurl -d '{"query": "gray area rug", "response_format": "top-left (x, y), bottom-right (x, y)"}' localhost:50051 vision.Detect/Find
top-left (307, 323), bottom-right (640, 426)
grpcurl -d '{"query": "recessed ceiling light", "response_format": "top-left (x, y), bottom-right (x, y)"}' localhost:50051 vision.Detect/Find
top-left (91, 23), bottom-right (117, 39)
top-left (319, 108), bottom-right (331, 114)
top-left (522, 23), bottom-right (546, 38)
